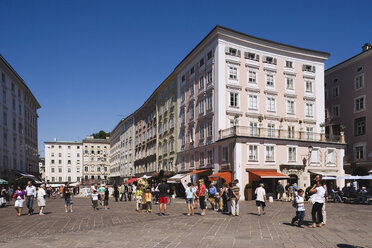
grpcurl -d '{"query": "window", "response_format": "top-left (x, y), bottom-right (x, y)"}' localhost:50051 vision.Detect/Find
top-left (248, 145), bottom-right (258, 161)
top-left (207, 70), bottom-right (213, 85)
top-left (310, 148), bottom-right (320, 164)
top-left (306, 127), bottom-right (314, 140)
top-left (306, 81), bottom-right (313, 93)
top-left (189, 154), bottom-right (194, 168)
top-left (287, 126), bottom-right (295, 139)
top-left (265, 145), bottom-right (275, 162)
top-left (286, 77), bottom-right (294, 90)
top-left (355, 74), bottom-right (364, 89)
top-left (170, 117), bottom-right (174, 129)
top-left (182, 75), bottom-right (185, 82)
top-left (285, 61), bottom-right (293, 68)
top-left (245, 52), bottom-right (259, 61)
top-left (303, 64), bottom-right (315, 72)
top-left (58, 167), bottom-right (62, 173)
top-left (225, 47), bottom-right (241, 57)
top-left (51, 177), bottom-right (55, 182)
top-left (332, 105), bottom-right (340, 117)
top-left (222, 147), bottom-right (229, 162)
top-left (355, 146), bottom-right (364, 160)
top-left (288, 147), bottom-right (297, 162)
top-left (68, 160), bottom-right (71, 164)
top-left (354, 117), bottom-right (366, 136)
top-left (332, 86), bottom-right (339, 97)
top-left (199, 58), bottom-right (204, 67)
top-left (305, 103), bottom-right (314, 117)
top-left (354, 96), bottom-right (365, 112)
top-left (263, 56), bottom-right (277, 64)
top-left (2, 90), bottom-right (6, 104)
top-left (59, 177), bottom-right (62, 182)
top-left (287, 100), bottom-right (295, 114)
top-left (68, 167), bottom-right (71, 173)
top-left (76, 167), bottom-right (80, 173)
top-left (266, 74), bottom-right (274, 87)
top-left (207, 50), bottom-right (213, 60)
top-left (267, 123), bottom-right (275, 137)
top-left (207, 150), bottom-right (213, 165)
top-left (228, 66), bottom-right (238, 80)
top-left (248, 70), bottom-right (256, 84)
top-left (266, 97), bottom-right (276, 112)
top-left (51, 167), bottom-right (55, 173)
top-left (188, 84), bottom-right (194, 98)
top-left (85, 166), bottom-right (88, 172)
top-left (170, 140), bottom-right (174, 152)
top-left (229, 92), bottom-right (239, 107)
top-left (51, 160), bottom-right (55, 164)
top-left (207, 121), bottom-right (212, 137)
top-left (326, 149), bottom-right (336, 165)
top-left (199, 152), bottom-right (204, 166)
top-left (206, 94), bottom-right (212, 112)
top-left (249, 122), bottom-right (258, 136)
top-left (199, 76), bottom-right (204, 90)
top-left (58, 160), bottom-right (62, 164)
top-left (190, 66), bottom-right (195, 75)
top-left (1, 72), bottom-right (4, 82)
top-left (248, 95), bottom-right (258, 110)
top-left (3, 112), bottom-right (7, 126)
top-left (199, 123), bottom-right (204, 139)
top-left (189, 105), bottom-right (194, 121)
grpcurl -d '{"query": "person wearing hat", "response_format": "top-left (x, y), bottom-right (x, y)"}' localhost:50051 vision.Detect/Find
top-left (37, 184), bottom-right (47, 215)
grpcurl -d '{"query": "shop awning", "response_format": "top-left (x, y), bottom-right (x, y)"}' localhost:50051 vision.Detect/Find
top-left (188, 169), bottom-right (210, 175)
top-left (124, 177), bottom-right (139, 184)
top-left (208, 172), bottom-right (232, 184)
top-left (13, 170), bottom-right (43, 184)
top-left (248, 170), bottom-right (289, 179)
top-left (308, 170), bottom-right (338, 177)
top-left (168, 174), bottom-right (191, 188)
top-left (0, 179), bottom-right (8, 184)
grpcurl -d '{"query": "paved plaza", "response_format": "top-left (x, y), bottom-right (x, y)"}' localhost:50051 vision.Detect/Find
top-left (0, 197), bottom-right (371, 248)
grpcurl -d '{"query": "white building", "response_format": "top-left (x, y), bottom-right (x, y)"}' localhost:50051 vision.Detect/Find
top-left (0, 55), bottom-right (41, 181)
top-left (44, 140), bottom-right (83, 183)
top-left (82, 136), bottom-right (110, 184)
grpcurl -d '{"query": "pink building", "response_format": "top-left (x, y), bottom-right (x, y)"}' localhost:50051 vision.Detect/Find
top-left (177, 26), bottom-right (345, 198)
top-left (325, 43), bottom-right (372, 175)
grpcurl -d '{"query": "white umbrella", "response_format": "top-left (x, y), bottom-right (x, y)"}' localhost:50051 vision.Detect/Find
top-left (336, 175), bottom-right (361, 180)
top-left (359, 175), bottom-right (372, 180)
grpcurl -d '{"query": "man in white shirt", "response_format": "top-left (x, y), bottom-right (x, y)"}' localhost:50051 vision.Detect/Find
top-left (37, 184), bottom-right (47, 215)
top-left (254, 183), bottom-right (266, 216)
top-left (25, 181), bottom-right (36, 215)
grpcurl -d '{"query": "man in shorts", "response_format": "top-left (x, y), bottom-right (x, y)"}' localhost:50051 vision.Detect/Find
top-left (63, 183), bottom-right (73, 213)
top-left (157, 180), bottom-right (170, 216)
top-left (255, 183), bottom-right (266, 216)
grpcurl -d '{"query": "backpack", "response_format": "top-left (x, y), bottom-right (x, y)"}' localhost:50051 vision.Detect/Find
top-left (292, 196), bottom-right (298, 208)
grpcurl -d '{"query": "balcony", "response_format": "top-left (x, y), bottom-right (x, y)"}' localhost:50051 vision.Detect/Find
top-left (219, 126), bottom-right (344, 143)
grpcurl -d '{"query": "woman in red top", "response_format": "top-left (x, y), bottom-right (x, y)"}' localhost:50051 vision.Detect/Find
top-left (198, 179), bottom-right (207, 216)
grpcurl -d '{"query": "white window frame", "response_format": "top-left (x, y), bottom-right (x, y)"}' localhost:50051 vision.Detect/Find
top-left (266, 96), bottom-right (276, 113)
top-left (332, 105), bottom-right (340, 117)
top-left (222, 146), bottom-right (229, 163)
top-left (326, 148), bottom-right (336, 166)
top-left (247, 69), bottom-right (257, 85)
top-left (287, 145), bottom-right (297, 163)
top-left (247, 143), bottom-right (259, 163)
top-left (267, 123), bottom-right (276, 137)
top-left (306, 126), bottom-right (314, 140)
top-left (310, 147), bottom-right (320, 165)
top-left (305, 80), bottom-right (314, 94)
top-left (249, 122), bottom-right (258, 136)
top-left (265, 73), bottom-right (275, 88)
top-left (229, 92), bottom-right (239, 108)
top-left (332, 86), bottom-right (339, 97)
top-left (305, 102), bottom-right (314, 118)
top-left (199, 76), bottom-right (205, 90)
top-left (264, 144), bottom-right (275, 163)
top-left (248, 94), bottom-right (258, 111)
top-left (285, 76), bottom-right (295, 91)
top-left (206, 94), bottom-right (213, 112)
top-left (286, 99), bottom-right (296, 115)
top-left (354, 73), bottom-right (364, 90)
top-left (354, 95), bottom-right (366, 113)
top-left (228, 66), bottom-right (238, 81)
top-left (354, 142), bottom-right (366, 161)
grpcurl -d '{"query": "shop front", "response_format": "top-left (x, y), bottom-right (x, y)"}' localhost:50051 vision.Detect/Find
top-left (247, 169), bottom-right (289, 199)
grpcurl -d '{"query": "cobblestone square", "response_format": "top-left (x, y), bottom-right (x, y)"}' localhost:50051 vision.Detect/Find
top-left (0, 198), bottom-right (371, 248)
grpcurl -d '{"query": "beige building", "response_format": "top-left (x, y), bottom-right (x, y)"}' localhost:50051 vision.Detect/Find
top-left (82, 136), bottom-right (110, 184)
top-left (0, 55), bottom-right (41, 181)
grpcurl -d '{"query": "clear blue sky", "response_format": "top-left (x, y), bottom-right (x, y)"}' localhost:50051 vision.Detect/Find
top-left (0, 0), bottom-right (371, 154)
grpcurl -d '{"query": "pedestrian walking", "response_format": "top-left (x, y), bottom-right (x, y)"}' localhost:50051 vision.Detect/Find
top-left (285, 183), bottom-right (290, 201)
top-left (37, 184), bottom-right (47, 215)
top-left (91, 190), bottom-right (99, 210)
top-left (230, 181), bottom-right (240, 216)
top-left (63, 183), bottom-right (73, 213)
top-left (8, 186), bottom-right (14, 204)
top-left (221, 183), bottom-right (228, 213)
top-left (309, 175), bottom-right (326, 228)
top-left (103, 185), bottom-right (109, 210)
top-left (14, 186), bottom-right (26, 216)
top-left (120, 183), bottom-right (125, 201)
top-left (185, 183), bottom-right (196, 216)
top-left (135, 187), bottom-right (142, 212)
top-left (132, 184), bottom-right (137, 201)
top-left (322, 182), bottom-right (328, 225)
top-left (128, 184), bottom-right (132, 201)
top-left (255, 183), bottom-right (266, 216)
top-left (291, 189), bottom-right (305, 227)
top-left (114, 185), bottom-right (119, 202)
top-left (276, 183), bottom-right (284, 201)
top-left (193, 181), bottom-right (198, 209)
top-left (25, 181), bottom-right (36, 215)
top-left (208, 183), bottom-right (217, 210)
top-left (197, 179), bottom-right (207, 216)
top-left (157, 180), bottom-right (170, 216)
top-left (145, 189), bottom-right (152, 213)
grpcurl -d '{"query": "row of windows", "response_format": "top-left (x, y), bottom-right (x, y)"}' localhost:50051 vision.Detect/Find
top-left (181, 49), bottom-right (214, 82)
top-left (50, 176), bottom-right (81, 182)
top-left (181, 70), bottom-right (213, 103)
top-left (327, 95), bottom-right (366, 119)
top-left (50, 166), bottom-right (81, 173)
top-left (50, 159), bottom-right (80, 164)
top-left (181, 120), bottom-right (213, 145)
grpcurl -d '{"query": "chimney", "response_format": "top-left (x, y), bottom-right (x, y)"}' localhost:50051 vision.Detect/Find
top-left (362, 43), bottom-right (372, 52)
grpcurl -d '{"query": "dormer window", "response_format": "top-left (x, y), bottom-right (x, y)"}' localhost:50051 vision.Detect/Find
top-left (225, 47), bottom-right (241, 57)
top-left (263, 56), bottom-right (277, 65)
top-left (244, 52), bottom-right (259, 61)
top-left (303, 64), bottom-right (316, 72)
top-left (285, 61), bottom-right (293, 68)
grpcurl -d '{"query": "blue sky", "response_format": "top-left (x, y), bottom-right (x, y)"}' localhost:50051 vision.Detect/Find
top-left (0, 0), bottom-right (371, 154)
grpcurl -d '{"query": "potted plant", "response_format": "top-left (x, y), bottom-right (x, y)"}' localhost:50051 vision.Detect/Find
top-left (340, 124), bottom-right (346, 132)
top-left (244, 183), bottom-right (253, 201)
top-left (258, 115), bottom-right (263, 123)
top-left (320, 122), bottom-right (325, 132)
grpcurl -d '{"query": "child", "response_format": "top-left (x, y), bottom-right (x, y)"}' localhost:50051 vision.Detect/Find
top-left (185, 183), bottom-right (196, 216)
top-left (215, 192), bottom-right (220, 212)
top-left (145, 189), bottom-right (152, 213)
top-left (291, 189), bottom-right (305, 227)
top-left (135, 188), bottom-right (142, 212)
top-left (91, 190), bottom-right (99, 210)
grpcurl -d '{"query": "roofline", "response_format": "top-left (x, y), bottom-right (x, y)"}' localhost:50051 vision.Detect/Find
top-left (82, 139), bottom-right (110, 143)
top-left (110, 113), bottom-right (135, 134)
top-left (44, 141), bottom-right (82, 144)
top-left (326, 48), bottom-right (372, 73)
top-left (174, 25), bottom-right (330, 72)
top-left (0, 54), bottom-right (41, 109)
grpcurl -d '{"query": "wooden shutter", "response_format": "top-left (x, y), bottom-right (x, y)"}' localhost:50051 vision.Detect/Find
top-left (255, 54), bottom-right (260, 61)
top-left (237, 50), bottom-right (241, 57)
top-left (273, 58), bottom-right (277, 65)
top-left (225, 47), bottom-right (230, 54)
top-left (244, 51), bottom-right (249, 59)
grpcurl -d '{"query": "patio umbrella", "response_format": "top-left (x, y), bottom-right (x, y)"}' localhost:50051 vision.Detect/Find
top-left (359, 175), bottom-right (372, 180)
top-left (0, 179), bottom-right (8, 184)
top-left (322, 176), bottom-right (336, 180)
top-left (336, 175), bottom-right (361, 180)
